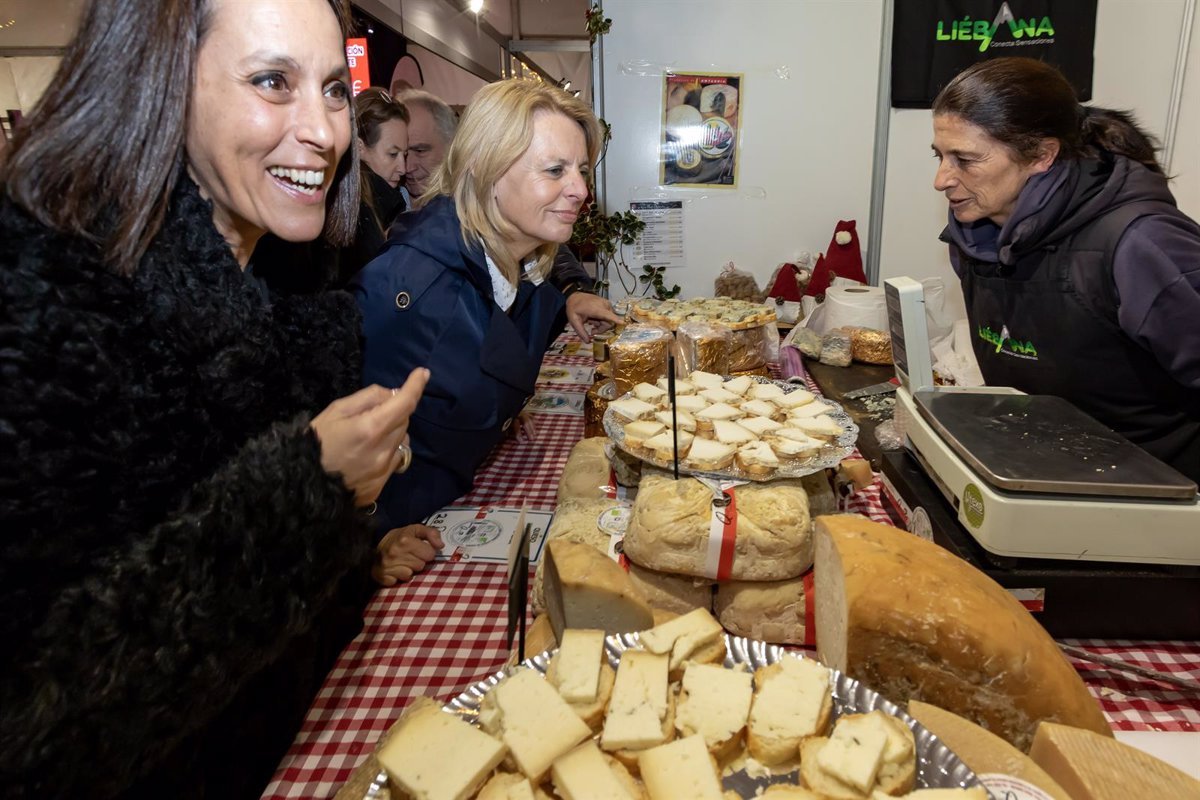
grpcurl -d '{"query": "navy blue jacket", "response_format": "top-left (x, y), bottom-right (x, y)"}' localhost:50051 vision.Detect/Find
top-left (352, 196), bottom-right (566, 529)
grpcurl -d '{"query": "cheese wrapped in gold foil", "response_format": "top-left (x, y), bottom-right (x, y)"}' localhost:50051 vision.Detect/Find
top-left (610, 324), bottom-right (671, 395)
top-left (848, 327), bottom-right (894, 365)
top-left (584, 379), bottom-right (618, 439)
top-left (675, 321), bottom-right (731, 376)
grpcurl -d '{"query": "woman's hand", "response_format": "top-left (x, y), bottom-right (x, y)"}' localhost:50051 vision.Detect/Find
top-left (565, 292), bottom-right (622, 342)
top-left (310, 368), bottom-right (429, 506)
top-left (373, 524), bottom-right (445, 586)
top-left (515, 409), bottom-right (537, 442)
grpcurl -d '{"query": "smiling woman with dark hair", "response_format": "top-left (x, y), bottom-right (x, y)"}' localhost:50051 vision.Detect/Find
top-left (0, 0), bottom-right (429, 795)
top-left (931, 57), bottom-right (1200, 483)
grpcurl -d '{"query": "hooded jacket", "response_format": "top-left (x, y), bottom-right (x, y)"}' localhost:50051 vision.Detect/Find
top-left (942, 155), bottom-right (1200, 481)
top-left (0, 176), bottom-right (373, 796)
top-left (353, 195), bottom-right (567, 529)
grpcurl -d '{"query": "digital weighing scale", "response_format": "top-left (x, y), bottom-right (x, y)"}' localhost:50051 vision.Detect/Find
top-left (878, 277), bottom-right (1200, 638)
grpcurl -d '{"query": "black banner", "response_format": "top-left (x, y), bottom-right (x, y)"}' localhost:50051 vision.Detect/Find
top-left (892, 0), bottom-right (1097, 108)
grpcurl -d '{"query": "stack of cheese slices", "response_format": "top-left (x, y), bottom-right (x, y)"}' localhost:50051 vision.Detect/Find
top-left (375, 608), bottom-right (987, 800)
top-left (608, 371), bottom-right (845, 479)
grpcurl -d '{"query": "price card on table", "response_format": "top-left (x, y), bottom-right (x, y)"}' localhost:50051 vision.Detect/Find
top-left (425, 506), bottom-right (553, 564)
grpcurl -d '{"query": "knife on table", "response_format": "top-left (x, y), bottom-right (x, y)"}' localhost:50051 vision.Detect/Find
top-left (843, 377), bottom-right (899, 400)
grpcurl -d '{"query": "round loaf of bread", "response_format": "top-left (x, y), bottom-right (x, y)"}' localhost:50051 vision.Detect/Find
top-left (624, 468), bottom-right (812, 581)
top-left (813, 514), bottom-right (1112, 751)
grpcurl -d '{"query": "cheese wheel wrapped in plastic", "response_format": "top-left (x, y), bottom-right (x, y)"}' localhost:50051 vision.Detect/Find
top-left (624, 468), bottom-right (812, 581)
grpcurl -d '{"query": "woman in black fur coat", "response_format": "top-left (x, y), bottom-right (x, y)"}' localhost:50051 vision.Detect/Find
top-left (0, 0), bottom-right (429, 796)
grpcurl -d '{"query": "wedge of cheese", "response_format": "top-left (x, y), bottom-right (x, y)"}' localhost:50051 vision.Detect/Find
top-left (739, 415), bottom-right (783, 436)
top-left (773, 388), bottom-right (817, 409)
top-left (699, 386), bottom-right (741, 404)
top-left (609, 396), bottom-right (656, 421)
top-left (638, 607), bottom-right (725, 671)
top-left (688, 370), bottom-right (725, 389)
top-left (645, 429), bottom-right (694, 461)
top-left (748, 382), bottom-right (785, 400)
top-left (654, 408), bottom-right (697, 432)
top-left (817, 716), bottom-right (889, 793)
top-left (601, 650), bottom-right (670, 751)
top-left (624, 419), bottom-right (666, 449)
top-left (1030, 721), bottom-right (1200, 800)
top-left (789, 401), bottom-right (833, 420)
top-left (488, 669), bottom-right (591, 783)
top-left (712, 419), bottom-right (758, 446)
top-left (633, 382), bottom-right (667, 403)
top-left (792, 414), bottom-right (844, 439)
top-left (550, 741), bottom-right (637, 800)
top-left (638, 734), bottom-right (724, 800)
top-left (695, 401), bottom-right (744, 421)
top-left (657, 376), bottom-right (696, 395)
top-left (674, 662), bottom-right (753, 759)
top-left (376, 697), bottom-right (507, 800)
top-left (673, 393), bottom-right (709, 414)
top-left (543, 540), bottom-right (654, 640)
top-left (554, 628), bottom-right (606, 704)
top-left (907, 701), bottom-right (1072, 800)
top-left (722, 375), bottom-right (754, 396)
top-left (740, 399), bottom-right (779, 419)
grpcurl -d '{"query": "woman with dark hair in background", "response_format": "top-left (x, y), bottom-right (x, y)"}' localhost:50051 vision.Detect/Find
top-left (338, 86), bottom-right (410, 284)
top-left (0, 0), bottom-right (428, 796)
top-left (931, 57), bottom-right (1200, 483)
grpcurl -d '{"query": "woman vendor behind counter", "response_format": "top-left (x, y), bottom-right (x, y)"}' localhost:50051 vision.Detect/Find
top-left (930, 57), bottom-right (1200, 484)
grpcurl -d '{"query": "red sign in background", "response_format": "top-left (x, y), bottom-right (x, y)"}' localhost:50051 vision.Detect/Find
top-left (345, 38), bottom-right (370, 96)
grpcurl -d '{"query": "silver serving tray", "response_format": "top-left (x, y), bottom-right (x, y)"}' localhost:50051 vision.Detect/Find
top-left (603, 377), bottom-right (859, 481)
top-left (445, 632), bottom-right (982, 796)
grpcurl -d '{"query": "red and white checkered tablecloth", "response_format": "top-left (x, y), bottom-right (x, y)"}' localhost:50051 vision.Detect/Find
top-left (264, 336), bottom-right (1200, 800)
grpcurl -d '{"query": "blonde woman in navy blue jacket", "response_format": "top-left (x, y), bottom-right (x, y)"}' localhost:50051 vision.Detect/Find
top-left (353, 80), bottom-right (601, 538)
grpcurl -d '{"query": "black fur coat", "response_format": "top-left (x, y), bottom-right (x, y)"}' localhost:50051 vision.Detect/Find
top-left (0, 177), bottom-right (371, 796)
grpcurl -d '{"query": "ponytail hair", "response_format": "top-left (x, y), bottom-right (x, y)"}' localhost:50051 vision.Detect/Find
top-left (1079, 106), bottom-right (1163, 174)
top-left (933, 57), bottom-right (1163, 174)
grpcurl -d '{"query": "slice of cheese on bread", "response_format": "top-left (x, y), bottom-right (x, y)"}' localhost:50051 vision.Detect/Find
top-left (683, 437), bottom-right (736, 471)
top-left (747, 655), bottom-right (832, 766)
top-left (553, 628), bottom-right (606, 704)
top-left (550, 741), bottom-right (638, 800)
top-left (601, 650), bottom-right (671, 752)
top-left (484, 669), bottom-right (592, 783)
top-left (637, 734), bottom-right (725, 800)
top-left (638, 607), bottom-right (726, 672)
top-left (674, 662), bottom-right (753, 761)
top-left (376, 696), bottom-right (507, 800)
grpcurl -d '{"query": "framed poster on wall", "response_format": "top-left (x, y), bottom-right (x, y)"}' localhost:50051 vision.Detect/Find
top-left (892, 0), bottom-right (1097, 108)
top-left (660, 72), bottom-right (742, 188)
